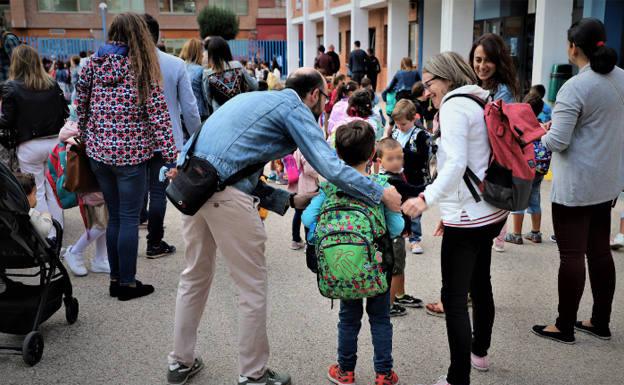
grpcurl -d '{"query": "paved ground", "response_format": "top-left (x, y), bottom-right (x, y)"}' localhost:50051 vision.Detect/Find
top-left (1, 181), bottom-right (623, 385)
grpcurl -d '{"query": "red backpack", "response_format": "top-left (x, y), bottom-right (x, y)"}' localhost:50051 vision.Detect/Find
top-left (446, 94), bottom-right (545, 211)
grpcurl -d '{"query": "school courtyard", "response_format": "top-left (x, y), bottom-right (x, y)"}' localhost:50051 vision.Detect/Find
top-left (1, 181), bottom-right (623, 385)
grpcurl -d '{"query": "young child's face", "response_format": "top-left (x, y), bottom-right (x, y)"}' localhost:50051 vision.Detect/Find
top-left (380, 147), bottom-right (404, 174)
top-left (394, 116), bottom-right (416, 133)
top-left (27, 190), bottom-right (37, 208)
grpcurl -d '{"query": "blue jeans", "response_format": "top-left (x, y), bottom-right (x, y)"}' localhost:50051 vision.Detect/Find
top-left (511, 174), bottom-right (544, 215)
top-left (145, 152), bottom-right (168, 246)
top-left (89, 159), bottom-right (147, 285)
top-left (337, 291), bottom-right (393, 373)
top-left (409, 215), bottom-right (422, 243)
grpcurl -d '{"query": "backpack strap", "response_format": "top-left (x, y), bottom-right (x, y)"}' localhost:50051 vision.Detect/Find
top-left (462, 167), bottom-right (482, 203)
top-left (444, 93), bottom-right (487, 109)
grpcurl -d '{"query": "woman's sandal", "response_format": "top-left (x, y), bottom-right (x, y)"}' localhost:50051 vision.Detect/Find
top-left (425, 301), bottom-right (445, 317)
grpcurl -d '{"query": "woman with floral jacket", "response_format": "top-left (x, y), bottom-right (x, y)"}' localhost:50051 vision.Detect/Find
top-left (76, 13), bottom-right (176, 301)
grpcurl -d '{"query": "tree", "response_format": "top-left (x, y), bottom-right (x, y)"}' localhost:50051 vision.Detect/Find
top-left (197, 6), bottom-right (239, 41)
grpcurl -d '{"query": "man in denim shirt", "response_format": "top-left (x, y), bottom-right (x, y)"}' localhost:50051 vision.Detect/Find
top-left (166, 68), bottom-right (402, 385)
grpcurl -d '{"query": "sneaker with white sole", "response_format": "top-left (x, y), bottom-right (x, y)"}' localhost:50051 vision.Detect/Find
top-left (90, 258), bottom-right (111, 274)
top-left (63, 246), bottom-right (88, 276)
top-left (290, 241), bottom-right (305, 250)
top-left (470, 353), bottom-right (489, 371)
top-left (610, 233), bottom-right (624, 250)
top-left (492, 239), bottom-right (505, 252)
top-left (238, 368), bottom-right (291, 385)
top-left (410, 242), bottom-right (424, 254)
top-left (167, 357), bottom-right (204, 385)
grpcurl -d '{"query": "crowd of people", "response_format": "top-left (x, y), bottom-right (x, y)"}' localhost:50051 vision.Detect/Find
top-left (0, 12), bottom-right (623, 385)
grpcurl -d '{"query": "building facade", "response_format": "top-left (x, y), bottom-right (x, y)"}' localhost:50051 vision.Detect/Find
top-left (3, 0), bottom-right (286, 51)
top-left (287, 0), bottom-right (624, 97)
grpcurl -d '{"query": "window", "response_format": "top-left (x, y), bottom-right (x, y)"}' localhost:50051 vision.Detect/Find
top-left (212, 0), bottom-right (248, 15)
top-left (106, 0), bottom-right (144, 13)
top-left (160, 0), bottom-right (196, 13)
top-left (295, 0), bottom-right (302, 10)
top-left (368, 28), bottom-right (376, 53)
top-left (38, 0), bottom-right (92, 12)
top-left (408, 22), bottom-right (418, 63)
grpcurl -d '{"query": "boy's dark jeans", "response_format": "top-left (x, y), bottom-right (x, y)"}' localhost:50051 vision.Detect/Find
top-left (89, 159), bottom-right (146, 285)
top-left (338, 291), bottom-right (393, 374)
top-left (441, 220), bottom-right (504, 385)
top-left (145, 152), bottom-right (168, 247)
top-left (553, 201), bottom-right (615, 334)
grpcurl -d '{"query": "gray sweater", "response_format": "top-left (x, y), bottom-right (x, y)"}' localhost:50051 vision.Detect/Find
top-left (542, 64), bottom-right (624, 206)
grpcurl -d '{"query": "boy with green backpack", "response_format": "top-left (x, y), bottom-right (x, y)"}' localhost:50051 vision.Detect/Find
top-left (302, 120), bottom-right (404, 385)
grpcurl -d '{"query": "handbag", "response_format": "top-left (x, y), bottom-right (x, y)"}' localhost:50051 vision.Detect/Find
top-left (166, 127), bottom-right (263, 216)
top-left (64, 137), bottom-right (100, 193)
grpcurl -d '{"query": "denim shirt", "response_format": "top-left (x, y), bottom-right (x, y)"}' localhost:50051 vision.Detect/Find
top-left (178, 89), bottom-right (385, 210)
top-left (185, 62), bottom-right (208, 120)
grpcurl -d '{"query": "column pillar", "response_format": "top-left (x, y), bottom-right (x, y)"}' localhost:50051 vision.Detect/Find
top-left (440, 0), bottom-right (475, 54)
top-left (532, 0), bottom-right (574, 93)
top-left (388, 0), bottom-right (410, 76)
top-left (421, 0), bottom-right (442, 69)
top-left (323, 0), bottom-right (340, 50)
top-left (350, 0), bottom-right (369, 51)
top-left (286, 0), bottom-right (300, 73)
top-left (302, 0), bottom-right (317, 67)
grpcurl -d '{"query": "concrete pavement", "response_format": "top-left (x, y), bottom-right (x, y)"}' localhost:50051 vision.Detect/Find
top-left (1, 181), bottom-right (623, 385)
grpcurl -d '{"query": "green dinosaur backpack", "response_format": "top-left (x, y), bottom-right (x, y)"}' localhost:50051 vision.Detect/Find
top-left (313, 174), bottom-right (390, 300)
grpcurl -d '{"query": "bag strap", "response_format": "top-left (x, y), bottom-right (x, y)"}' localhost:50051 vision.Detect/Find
top-left (444, 93), bottom-right (487, 109)
top-left (462, 167), bottom-right (482, 203)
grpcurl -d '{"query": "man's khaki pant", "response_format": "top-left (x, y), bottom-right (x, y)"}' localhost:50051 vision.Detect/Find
top-left (168, 187), bottom-right (269, 379)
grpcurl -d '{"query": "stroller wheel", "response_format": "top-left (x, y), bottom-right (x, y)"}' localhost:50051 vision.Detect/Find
top-left (65, 297), bottom-right (79, 324)
top-left (22, 331), bottom-right (44, 366)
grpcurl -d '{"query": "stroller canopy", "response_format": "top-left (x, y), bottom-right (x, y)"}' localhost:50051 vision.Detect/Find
top-left (0, 161), bottom-right (30, 215)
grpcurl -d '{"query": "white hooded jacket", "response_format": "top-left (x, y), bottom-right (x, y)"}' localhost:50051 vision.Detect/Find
top-left (422, 85), bottom-right (506, 224)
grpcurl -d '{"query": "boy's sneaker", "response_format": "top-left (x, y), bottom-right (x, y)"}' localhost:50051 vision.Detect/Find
top-left (90, 258), bottom-right (111, 274)
top-left (239, 368), bottom-right (291, 385)
top-left (146, 241), bottom-right (177, 259)
top-left (395, 294), bottom-right (424, 308)
top-left (290, 241), bottom-right (305, 250)
top-left (610, 233), bottom-right (624, 250)
top-left (328, 364), bottom-right (355, 385)
top-left (470, 353), bottom-right (489, 371)
top-left (504, 233), bottom-right (523, 245)
top-left (574, 321), bottom-right (612, 340)
top-left (63, 246), bottom-right (88, 276)
top-left (167, 357), bottom-right (204, 385)
top-left (375, 370), bottom-right (399, 385)
top-left (410, 242), bottom-right (424, 254)
top-left (389, 303), bottom-right (407, 317)
top-left (524, 231), bottom-right (543, 243)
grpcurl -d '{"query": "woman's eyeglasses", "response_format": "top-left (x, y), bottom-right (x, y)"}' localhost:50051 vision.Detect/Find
top-left (423, 76), bottom-right (440, 90)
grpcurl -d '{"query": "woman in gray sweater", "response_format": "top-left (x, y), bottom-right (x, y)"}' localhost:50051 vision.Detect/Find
top-left (532, 18), bottom-right (624, 344)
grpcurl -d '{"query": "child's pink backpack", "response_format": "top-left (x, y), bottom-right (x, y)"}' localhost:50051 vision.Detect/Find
top-left (283, 154), bottom-right (299, 185)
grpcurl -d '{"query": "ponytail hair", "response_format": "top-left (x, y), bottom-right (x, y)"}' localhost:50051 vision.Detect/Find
top-left (568, 17), bottom-right (618, 75)
top-left (337, 80), bottom-right (358, 100)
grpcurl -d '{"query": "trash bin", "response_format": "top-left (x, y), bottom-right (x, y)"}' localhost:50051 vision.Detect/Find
top-left (548, 64), bottom-right (573, 102)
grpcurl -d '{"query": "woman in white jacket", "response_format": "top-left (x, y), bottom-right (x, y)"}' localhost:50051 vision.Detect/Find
top-left (403, 52), bottom-right (507, 385)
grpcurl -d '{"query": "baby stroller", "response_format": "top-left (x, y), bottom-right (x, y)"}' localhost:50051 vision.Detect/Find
top-left (0, 161), bottom-right (79, 366)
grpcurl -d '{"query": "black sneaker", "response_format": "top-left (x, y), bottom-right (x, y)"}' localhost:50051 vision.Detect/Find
top-left (146, 241), bottom-right (177, 259)
top-left (574, 321), bottom-right (612, 340)
top-left (389, 303), bottom-right (407, 317)
top-left (167, 357), bottom-right (204, 385)
top-left (531, 325), bottom-right (575, 344)
top-left (110, 280), bottom-right (120, 297)
top-left (395, 294), bottom-right (424, 308)
top-left (117, 280), bottom-right (155, 301)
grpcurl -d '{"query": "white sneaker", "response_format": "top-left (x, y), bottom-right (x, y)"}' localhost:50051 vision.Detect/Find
top-left (64, 246), bottom-right (88, 276)
top-left (611, 233), bottom-right (624, 250)
top-left (493, 239), bottom-right (505, 252)
top-left (411, 242), bottom-right (424, 254)
top-left (90, 258), bottom-right (111, 274)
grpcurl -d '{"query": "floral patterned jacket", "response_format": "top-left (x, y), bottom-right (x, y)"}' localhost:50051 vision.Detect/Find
top-left (76, 44), bottom-right (176, 166)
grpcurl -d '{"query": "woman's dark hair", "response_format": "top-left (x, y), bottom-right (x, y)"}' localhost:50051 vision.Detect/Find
top-left (347, 90), bottom-right (373, 118)
top-left (568, 18), bottom-right (617, 74)
top-left (522, 90), bottom-right (544, 117)
top-left (335, 120), bottom-right (376, 166)
top-left (469, 33), bottom-right (520, 99)
top-left (337, 80), bottom-right (358, 100)
top-left (205, 36), bottom-right (233, 73)
top-left (271, 57), bottom-right (281, 72)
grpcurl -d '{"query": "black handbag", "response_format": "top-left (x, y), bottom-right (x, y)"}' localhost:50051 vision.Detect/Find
top-left (166, 128), bottom-right (263, 216)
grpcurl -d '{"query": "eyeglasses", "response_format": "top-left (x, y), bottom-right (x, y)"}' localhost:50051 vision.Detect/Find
top-left (318, 88), bottom-right (329, 100)
top-left (423, 76), bottom-right (440, 90)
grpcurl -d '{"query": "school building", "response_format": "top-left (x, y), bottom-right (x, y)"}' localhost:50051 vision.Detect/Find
top-left (287, 0), bottom-right (624, 95)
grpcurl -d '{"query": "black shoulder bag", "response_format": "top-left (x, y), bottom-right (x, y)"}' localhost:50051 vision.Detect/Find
top-left (165, 128), bottom-right (263, 216)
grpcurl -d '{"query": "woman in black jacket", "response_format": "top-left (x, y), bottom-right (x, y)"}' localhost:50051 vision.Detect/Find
top-left (0, 45), bottom-right (69, 228)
